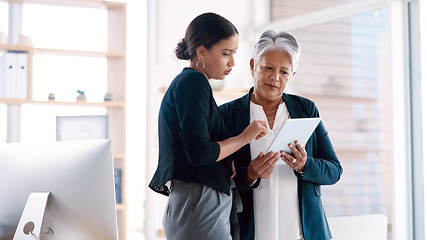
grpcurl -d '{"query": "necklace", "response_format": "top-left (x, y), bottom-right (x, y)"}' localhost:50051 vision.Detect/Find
top-left (267, 115), bottom-right (276, 125)
top-left (264, 109), bottom-right (277, 114)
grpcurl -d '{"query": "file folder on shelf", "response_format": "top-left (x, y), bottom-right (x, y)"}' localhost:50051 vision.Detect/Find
top-left (0, 52), bottom-right (5, 98)
top-left (0, 51), bottom-right (28, 99)
top-left (15, 52), bottom-right (28, 99)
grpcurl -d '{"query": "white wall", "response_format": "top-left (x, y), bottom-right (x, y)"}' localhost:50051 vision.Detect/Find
top-left (126, 0), bottom-right (147, 238)
top-left (153, 0), bottom-right (261, 90)
top-left (421, 0), bottom-right (427, 236)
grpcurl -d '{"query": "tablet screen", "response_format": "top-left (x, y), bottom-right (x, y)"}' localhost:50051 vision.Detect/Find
top-left (266, 118), bottom-right (321, 164)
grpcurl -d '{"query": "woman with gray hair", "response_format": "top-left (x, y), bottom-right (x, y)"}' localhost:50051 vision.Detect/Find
top-left (219, 30), bottom-right (343, 239)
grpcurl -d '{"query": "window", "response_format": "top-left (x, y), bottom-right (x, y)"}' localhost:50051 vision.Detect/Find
top-left (410, 0), bottom-right (427, 238)
top-left (288, 9), bottom-right (391, 216)
top-left (22, 4), bottom-right (107, 51)
top-left (271, 0), bottom-right (394, 237)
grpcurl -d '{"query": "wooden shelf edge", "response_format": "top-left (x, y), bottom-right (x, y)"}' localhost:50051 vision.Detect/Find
top-left (116, 203), bottom-right (125, 210)
top-left (334, 147), bottom-right (383, 154)
top-left (1, 45), bottom-right (125, 58)
top-left (296, 92), bottom-right (377, 103)
top-left (1, 0), bottom-right (123, 9)
top-left (0, 44), bottom-right (32, 52)
top-left (0, 99), bottom-right (125, 107)
top-left (33, 48), bottom-right (125, 58)
top-left (113, 153), bottom-right (124, 159)
top-left (34, 100), bottom-right (125, 107)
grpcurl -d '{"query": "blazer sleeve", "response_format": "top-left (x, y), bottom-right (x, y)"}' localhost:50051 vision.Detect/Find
top-left (174, 73), bottom-right (220, 167)
top-left (302, 121), bottom-right (343, 185)
top-left (298, 98), bottom-right (343, 185)
top-left (234, 165), bottom-right (260, 191)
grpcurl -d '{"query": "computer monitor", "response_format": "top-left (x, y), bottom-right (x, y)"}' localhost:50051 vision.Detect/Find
top-left (0, 139), bottom-right (118, 240)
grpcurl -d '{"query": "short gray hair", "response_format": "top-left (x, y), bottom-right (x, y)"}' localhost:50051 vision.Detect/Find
top-left (252, 30), bottom-right (300, 72)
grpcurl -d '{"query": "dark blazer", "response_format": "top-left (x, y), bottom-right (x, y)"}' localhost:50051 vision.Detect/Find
top-left (219, 88), bottom-right (343, 240)
top-left (149, 68), bottom-right (232, 196)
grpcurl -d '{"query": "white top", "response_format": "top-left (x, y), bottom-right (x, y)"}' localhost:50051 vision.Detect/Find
top-left (250, 101), bottom-right (303, 240)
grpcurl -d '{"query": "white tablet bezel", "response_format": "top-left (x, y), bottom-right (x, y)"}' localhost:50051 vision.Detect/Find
top-left (266, 117), bottom-right (321, 156)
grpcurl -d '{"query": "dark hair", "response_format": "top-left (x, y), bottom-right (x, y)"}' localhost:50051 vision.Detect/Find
top-left (175, 12), bottom-right (238, 60)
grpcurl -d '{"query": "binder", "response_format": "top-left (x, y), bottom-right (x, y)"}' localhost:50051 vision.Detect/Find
top-left (114, 168), bottom-right (122, 204)
top-left (15, 52), bottom-right (28, 99)
top-left (0, 51), bottom-right (29, 99)
top-left (4, 52), bottom-right (17, 99)
top-left (0, 52), bottom-right (5, 98)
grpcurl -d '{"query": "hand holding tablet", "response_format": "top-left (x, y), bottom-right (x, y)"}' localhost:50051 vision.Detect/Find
top-left (266, 118), bottom-right (321, 165)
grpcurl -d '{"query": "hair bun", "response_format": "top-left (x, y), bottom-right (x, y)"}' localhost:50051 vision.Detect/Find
top-left (175, 38), bottom-right (189, 60)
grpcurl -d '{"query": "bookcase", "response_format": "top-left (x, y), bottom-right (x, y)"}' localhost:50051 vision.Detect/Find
top-left (0, 0), bottom-right (127, 239)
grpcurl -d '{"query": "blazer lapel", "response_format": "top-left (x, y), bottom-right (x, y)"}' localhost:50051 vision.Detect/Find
top-left (231, 91), bottom-right (252, 163)
top-left (232, 90), bottom-right (307, 164)
top-left (234, 92), bottom-right (251, 134)
top-left (283, 93), bottom-right (305, 118)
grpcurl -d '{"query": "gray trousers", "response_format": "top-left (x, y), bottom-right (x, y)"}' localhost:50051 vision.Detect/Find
top-left (163, 180), bottom-right (233, 240)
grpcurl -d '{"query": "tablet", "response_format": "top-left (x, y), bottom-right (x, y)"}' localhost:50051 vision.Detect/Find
top-left (266, 118), bottom-right (321, 164)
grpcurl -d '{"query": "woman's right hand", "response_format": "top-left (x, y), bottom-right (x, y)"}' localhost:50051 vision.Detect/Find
top-left (216, 121), bottom-right (268, 162)
top-left (241, 120), bottom-right (268, 144)
top-left (247, 151), bottom-right (280, 183)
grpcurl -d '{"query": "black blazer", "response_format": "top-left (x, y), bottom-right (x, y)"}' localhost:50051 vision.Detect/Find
top-left (149, 68), bottom-right (232, 196)
top-left (219, 88), bottom-right (343, 240)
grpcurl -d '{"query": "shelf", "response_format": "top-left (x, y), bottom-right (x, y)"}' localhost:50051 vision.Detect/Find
top-left (33, 48), bottom-right (125, 58)
top-left (0, 0), bottom-right (123, 9)
top-left (335, 147), bottom-right (383, 153)
top-left (33, 100), bottom-right (125, 107)
top-left (114, 153), bottom-right (124, 159)
top-left (0, 44), bottom-right (32, 52)
top-left (116, 203), bottom-right (125, 211)
top-left (0, 44), bottom-right (125, 58)
top-left (0, 99), bottom-right (125, 108)
top-left (334, 147), bottom-right (383, 159)
top-left (297, 92), bottom-right (377, 103)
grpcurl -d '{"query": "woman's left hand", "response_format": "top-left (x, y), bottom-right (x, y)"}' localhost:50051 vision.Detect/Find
top-left (280, 140), bottom-right (306, 172)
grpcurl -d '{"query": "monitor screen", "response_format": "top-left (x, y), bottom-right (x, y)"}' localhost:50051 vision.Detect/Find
top-left (0, 140), bottom-right (118, 240)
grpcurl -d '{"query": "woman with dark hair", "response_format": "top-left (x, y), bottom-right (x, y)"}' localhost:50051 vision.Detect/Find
top-left (149, 13), bottom-right (274, 240)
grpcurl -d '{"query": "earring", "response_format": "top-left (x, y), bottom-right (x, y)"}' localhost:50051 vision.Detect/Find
top-left (196, 58), bottom-right (205, 70)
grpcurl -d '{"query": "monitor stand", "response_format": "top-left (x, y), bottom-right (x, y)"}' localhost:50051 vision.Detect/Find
top-left (13, 192), bottom-right (53, 240)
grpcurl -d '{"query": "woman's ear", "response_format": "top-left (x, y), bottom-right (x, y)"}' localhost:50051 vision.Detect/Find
top-left (196, 45), bottom-right (207, 60)
top-left (288, 71), bottom-right (296, 82)
top-left (250, 58), bottom-right (255, 76)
